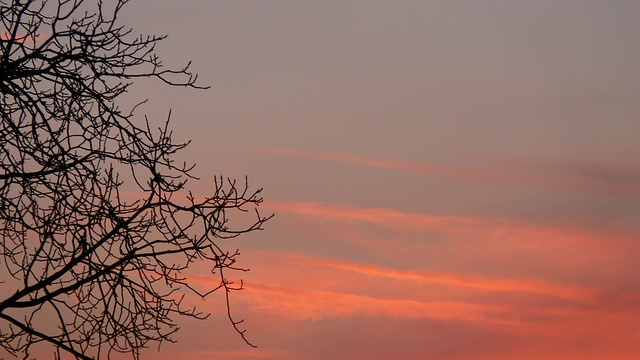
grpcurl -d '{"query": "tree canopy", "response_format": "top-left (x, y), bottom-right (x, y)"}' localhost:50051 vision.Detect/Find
top-left (0, 0), bottom-right (270, 358)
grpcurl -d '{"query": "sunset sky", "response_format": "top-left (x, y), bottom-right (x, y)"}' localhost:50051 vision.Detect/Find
top-left (116, 1), bottom-right (640, 359)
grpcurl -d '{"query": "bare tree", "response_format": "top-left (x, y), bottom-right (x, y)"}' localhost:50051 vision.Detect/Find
top-left (0, 0), bottom-right (271, 359)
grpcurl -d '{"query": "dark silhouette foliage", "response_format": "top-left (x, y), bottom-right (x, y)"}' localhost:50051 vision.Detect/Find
top-left (0, 0), bottom-right (271, 358)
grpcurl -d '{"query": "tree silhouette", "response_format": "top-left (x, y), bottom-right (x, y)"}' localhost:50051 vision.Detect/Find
top-left (0, 0), bottom-right (271, 359)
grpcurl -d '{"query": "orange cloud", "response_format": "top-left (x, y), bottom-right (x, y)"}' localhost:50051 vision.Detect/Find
top-left (239, 282), bottom-right (640, 341)
top-left (263, 199), bottom-right (630, 249)
top-left (279, 255), bottom-right (600, 302)
top-left (0, 31), bottom-right (44, 47)
top-left (243, 283), bottom-right (507, 323)
top-left (257, 283), bottom-right (640, 340)
top-left (179, 252), bottom-right (616, 324)
top-left (173, 253), bottom-right (640, 354)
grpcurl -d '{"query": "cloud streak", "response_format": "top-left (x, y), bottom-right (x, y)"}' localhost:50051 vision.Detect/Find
top-left (181, 249), bottom-right (617, 325)
top-left (281, 255), bottom-right (600, 302)
top-left (249, 146), bottom-right (640, 198)
top-left (238, 282), bottom-right (640, 342)
top-left (243, 283), bottom-right (507, 323)
top-left (264, 199), bottom-right (631, 248)
top-left (251, 145), bottom-right (510, 183)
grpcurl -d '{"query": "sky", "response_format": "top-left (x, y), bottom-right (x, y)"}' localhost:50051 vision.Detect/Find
top-left (106, 1), bottom-right (640, 359)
